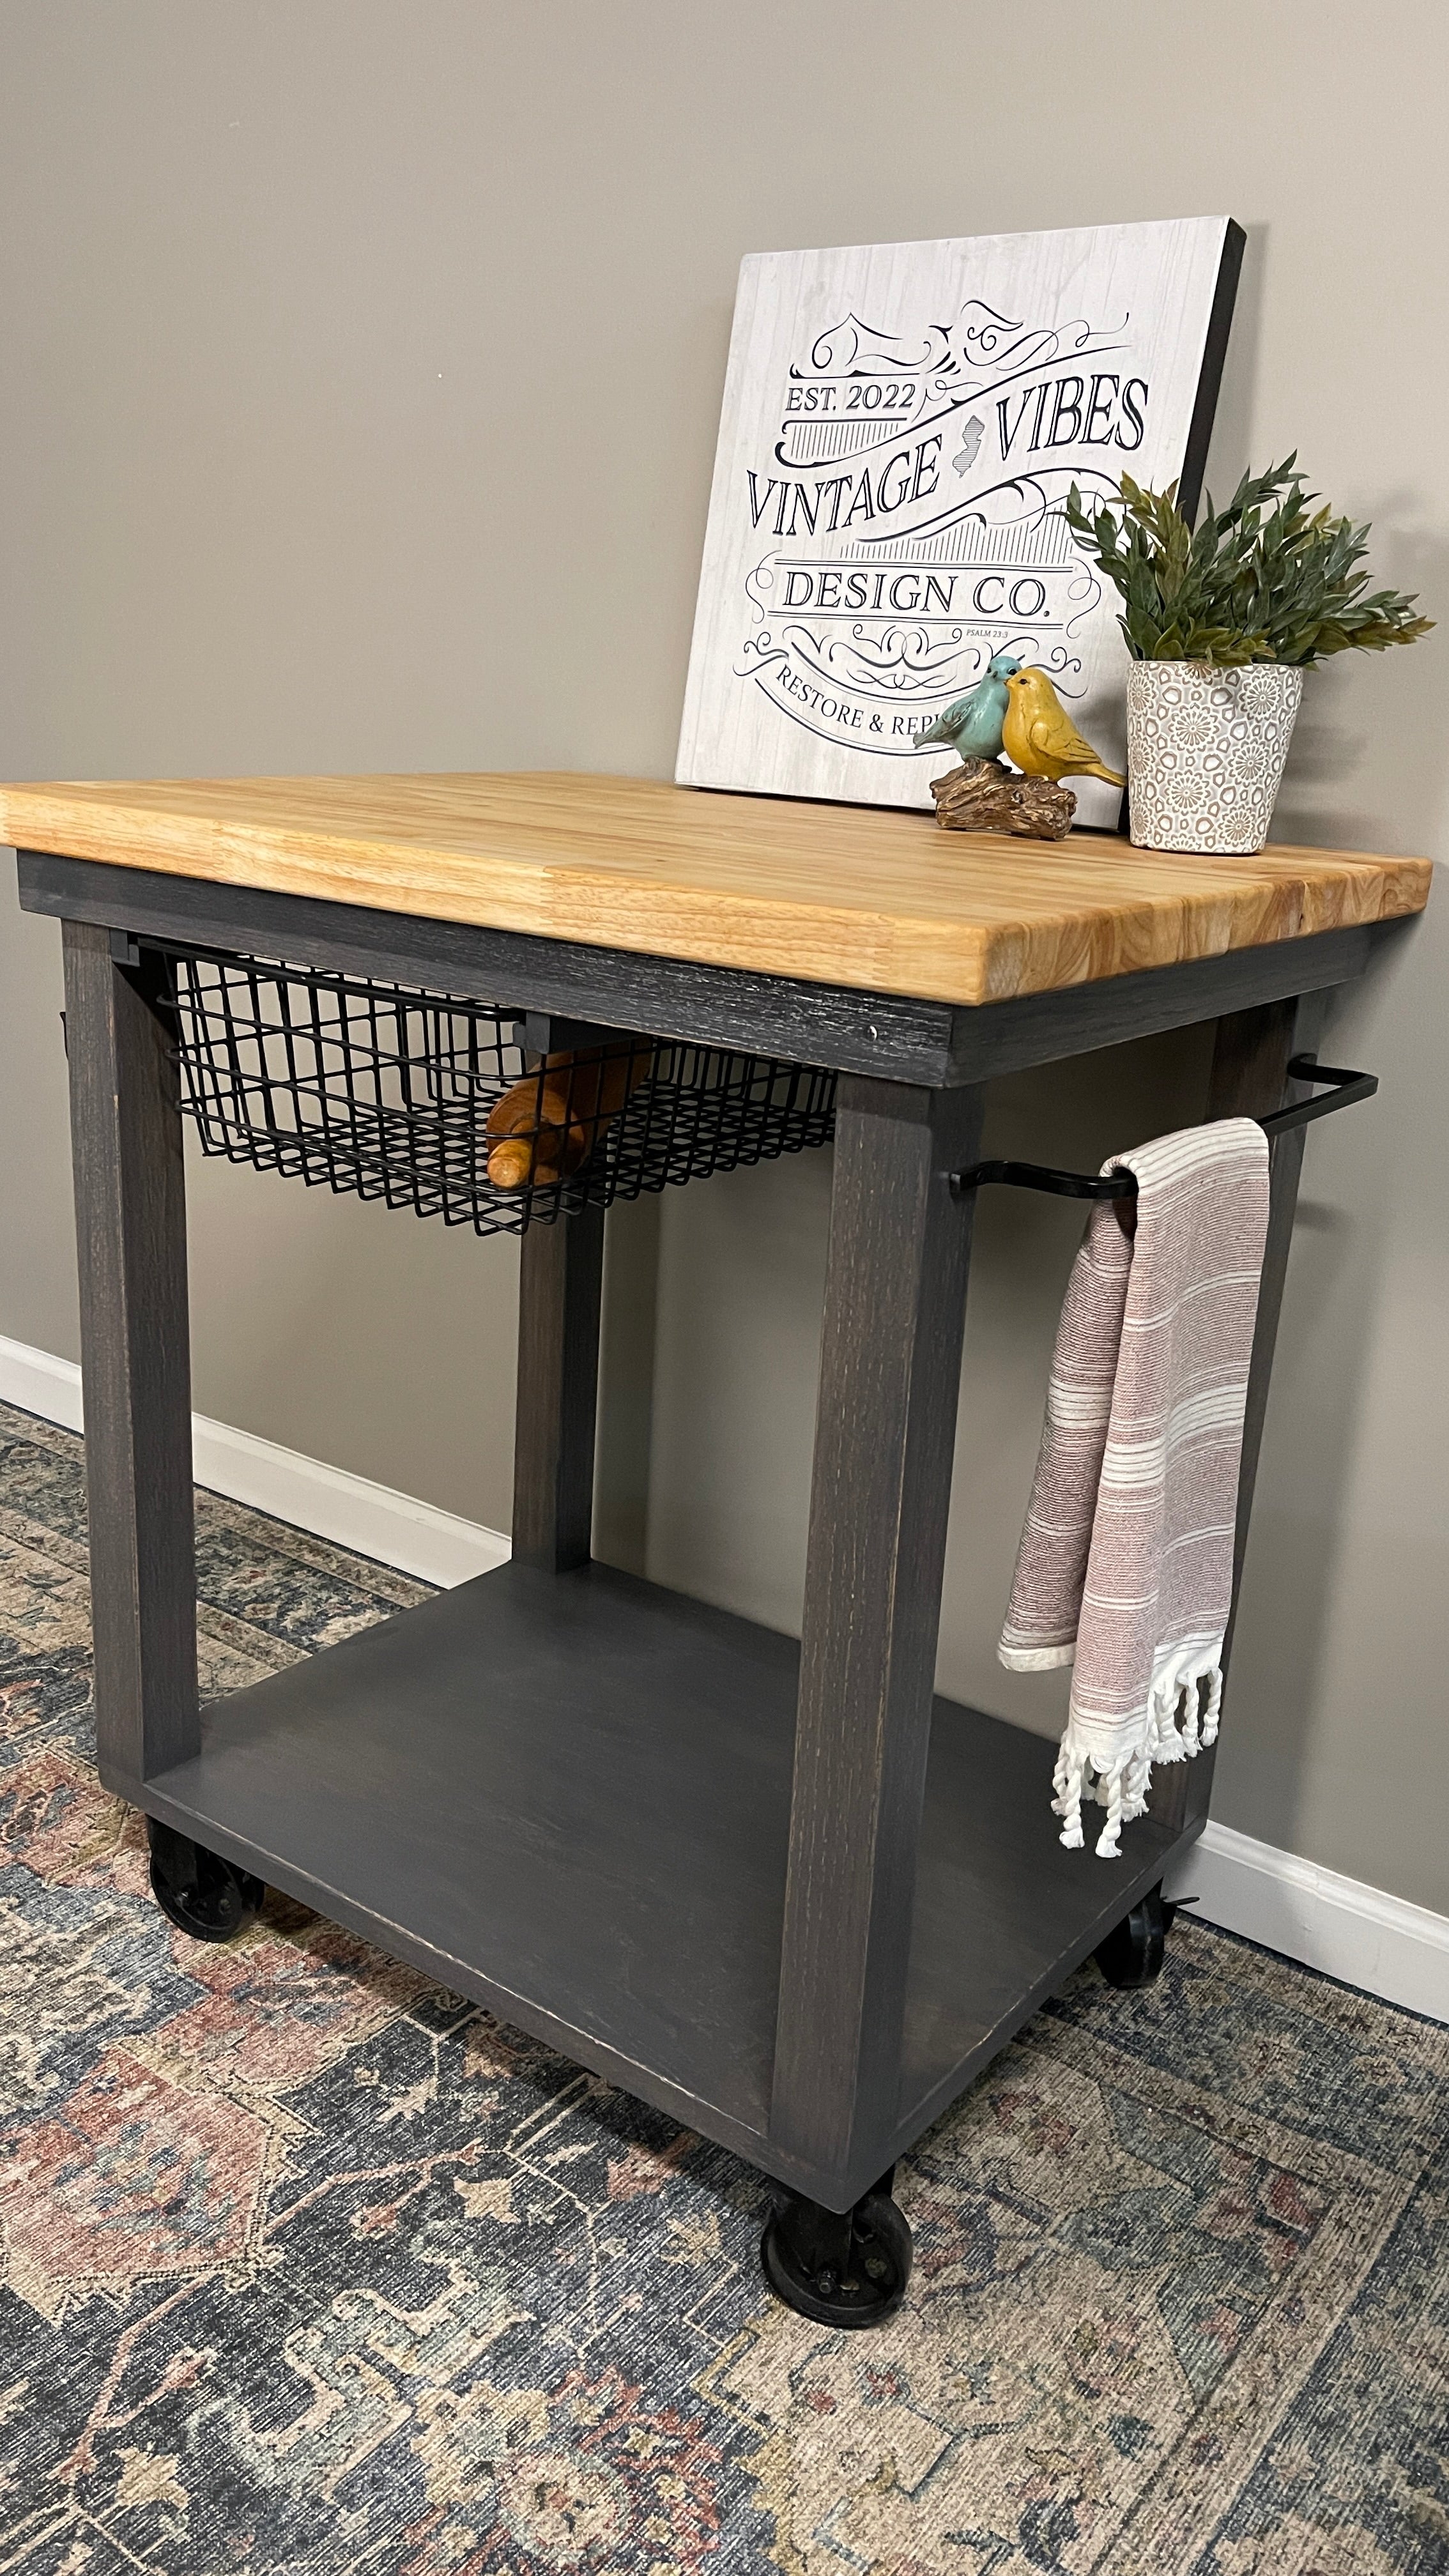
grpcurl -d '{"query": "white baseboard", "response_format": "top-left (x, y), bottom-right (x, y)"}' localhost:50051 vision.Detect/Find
top-left (4, 1332), bottom-right (1446, 2022)
top-left (0, 1334), bottom-right (85, 1436)
top-left (1164, 1819), bottom-right (1449, 2024)
top-left (190, 1412), bottom-right (510, 1588)
top-left (0, 1332), bottom-right (509, 1590)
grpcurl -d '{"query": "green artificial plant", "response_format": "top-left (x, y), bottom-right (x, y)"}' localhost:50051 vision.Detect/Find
top-left (1061, 457), bottom-right (1432, 666)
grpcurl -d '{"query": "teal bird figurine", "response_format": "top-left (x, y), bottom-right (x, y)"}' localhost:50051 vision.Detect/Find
top-left (912, 654), bottom-right (1023, 763)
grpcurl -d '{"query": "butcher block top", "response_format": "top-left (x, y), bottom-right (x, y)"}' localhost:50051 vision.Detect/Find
top-left (0, 771), bottom-right (1430, 1008)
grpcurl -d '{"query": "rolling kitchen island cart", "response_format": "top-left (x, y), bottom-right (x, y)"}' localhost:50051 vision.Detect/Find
top-left (3, 773), bottom-right (1429, 2331)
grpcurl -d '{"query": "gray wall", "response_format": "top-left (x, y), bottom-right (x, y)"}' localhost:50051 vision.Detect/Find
top-left (1, 0), bottom-right (1444, 1908)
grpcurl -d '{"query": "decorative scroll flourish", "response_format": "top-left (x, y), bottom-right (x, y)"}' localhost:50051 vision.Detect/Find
top-left (937, 300), bottom-right (1128, 404)
top-left (801, 310), bottom-right (954, 378)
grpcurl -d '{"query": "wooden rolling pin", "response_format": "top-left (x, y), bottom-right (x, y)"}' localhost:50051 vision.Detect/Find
top-left (485, 1040), bottom-right (653, 1190)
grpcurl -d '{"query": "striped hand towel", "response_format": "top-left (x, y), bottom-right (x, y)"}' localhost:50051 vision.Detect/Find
top-left (999, 1119), bottom-right (1270, 1858)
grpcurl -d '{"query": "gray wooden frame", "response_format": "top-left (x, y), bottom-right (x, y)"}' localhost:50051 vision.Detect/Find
top-left (18, 850), bottom-right (1402, 1085)
top-left (61, 921), bottom-right (199, 1796)
top-left (772, 1077), bottom-right (983, 2186)
top-left (512, 1206), bottom-right (606, 1572)
top-left (23, 850), bottom-right (1381, 2212)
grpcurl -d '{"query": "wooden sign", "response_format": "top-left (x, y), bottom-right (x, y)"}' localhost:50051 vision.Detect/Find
top-left (677, 218), bottom-right (1243, 826)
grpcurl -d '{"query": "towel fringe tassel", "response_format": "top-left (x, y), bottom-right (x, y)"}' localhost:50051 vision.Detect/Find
top-left (1052, 1658), bottom-right (1224, 1859)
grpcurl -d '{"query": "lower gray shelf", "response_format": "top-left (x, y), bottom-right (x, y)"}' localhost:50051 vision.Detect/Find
top-left (139, 1560), bottom-right (1187, 2193)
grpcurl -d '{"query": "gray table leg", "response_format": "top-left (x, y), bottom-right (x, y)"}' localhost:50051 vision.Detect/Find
top-left (770, 1075), bottom-right (985, 2203)
top-left (510, 1203), bottom-right (606, 1570)
top-left (1150, 989), bottom-right (1329, 1837)
top-left (62, 921), bottom-right (198, 1792)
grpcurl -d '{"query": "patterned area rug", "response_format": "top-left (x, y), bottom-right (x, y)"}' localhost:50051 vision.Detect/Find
top-left (2, 1395), bottom-right (1447, 2576)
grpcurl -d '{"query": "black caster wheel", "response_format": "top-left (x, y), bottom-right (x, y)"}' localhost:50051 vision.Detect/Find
top-left (762, 2172), bottom-right (912, 2329)
top-left (148, 1819), bottom-right (264, 1943)
top-left (1094, 1882), bottom-right (1178, 1989)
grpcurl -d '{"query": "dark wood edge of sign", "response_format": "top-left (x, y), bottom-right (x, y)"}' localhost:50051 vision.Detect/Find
top-left (1179, 218), bottom-right (1248, 530)
top-left (1116, 214), bottom-right (1247, 838)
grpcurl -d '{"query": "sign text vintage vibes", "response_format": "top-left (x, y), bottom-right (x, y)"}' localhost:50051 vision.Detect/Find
top-left (677, 220), bottom-right (1241, 822)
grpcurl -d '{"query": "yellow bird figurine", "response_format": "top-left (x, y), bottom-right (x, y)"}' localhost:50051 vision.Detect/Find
top-left (1001, 666), bottom-right (1124, 788)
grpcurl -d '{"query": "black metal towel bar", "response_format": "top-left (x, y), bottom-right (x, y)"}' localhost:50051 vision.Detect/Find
top-left (949, 1058), bottom-right (1378, 1205)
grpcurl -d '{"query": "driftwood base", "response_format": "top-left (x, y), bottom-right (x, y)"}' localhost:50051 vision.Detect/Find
top-left (930, 758), bottom-right (1075, 839)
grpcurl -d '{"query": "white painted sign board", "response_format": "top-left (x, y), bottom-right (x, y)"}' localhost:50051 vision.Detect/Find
top-left (678, 217), bottom-right (1241, 827)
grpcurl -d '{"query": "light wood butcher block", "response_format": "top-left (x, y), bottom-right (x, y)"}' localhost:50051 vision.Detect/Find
top-left (0, 771), bottom-right (1430, 1008)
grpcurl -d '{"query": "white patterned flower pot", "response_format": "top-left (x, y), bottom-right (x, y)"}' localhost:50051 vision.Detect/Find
top-left (1124, 661), bottom-right (1304, 855)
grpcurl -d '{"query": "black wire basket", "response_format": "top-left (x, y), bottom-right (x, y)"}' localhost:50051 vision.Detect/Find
top-left (162, 947), bottom-right (837, 1236)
